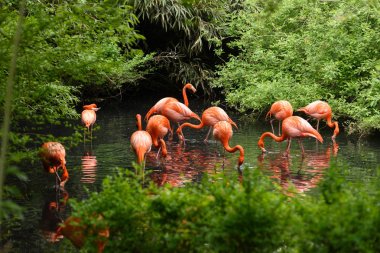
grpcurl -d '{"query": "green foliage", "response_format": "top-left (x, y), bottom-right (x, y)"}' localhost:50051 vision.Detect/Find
top-left (0, 0), bottom-right (152, 227)
top-left (69, 165), bottom-right (380, 252)
top-left (212, 0), bottom-right (380, 134)
top-left (132, 0), bottom-right (231, 93)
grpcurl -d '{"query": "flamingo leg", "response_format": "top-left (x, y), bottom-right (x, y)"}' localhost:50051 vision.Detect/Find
top-left (156, 146), bottom-right (162, 159)
top-left (278, 121), bottom-right (281, 136)
top-left (316, 120), bottom-right (320, 132)
top-left (286, 138), bottom-right (292, 153)
top-left (298, 139), bottom-right (305, 154)
top-left (204, 127), bottom-right (212, 142)
top-left (270, 119), bottom-right (275, 134)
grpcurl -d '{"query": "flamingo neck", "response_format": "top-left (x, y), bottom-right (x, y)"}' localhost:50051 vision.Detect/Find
top-left (136, 115), bottom-right (142, 130)
top-left (181, 121), bottom-right (204, 131)
top-left (152, 136), bottom-right (159, 147)
top-left (60, 165), bottom-right (69, 186)
top-left (182, 86), bottom-right (190, 106)
top-left (258, 132), bottom-right (285, 152)
top-left (326, 116), bottom-right (339, 139)
top-left (159, 139), bottom-right (167, 157)
top-left (221, 140), bottom-right (245, 166)
top-left (136, 150), bottom-right (146, 165)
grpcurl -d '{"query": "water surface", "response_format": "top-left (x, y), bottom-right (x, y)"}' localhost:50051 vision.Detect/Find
top-left (8, 97), bottom-right (380, 252)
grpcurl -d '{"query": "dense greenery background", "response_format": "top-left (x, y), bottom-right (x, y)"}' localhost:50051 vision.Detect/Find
top-left (212, 0), bottom-right (380, 135)
top-left (0, 0), bottom-right (380, 251)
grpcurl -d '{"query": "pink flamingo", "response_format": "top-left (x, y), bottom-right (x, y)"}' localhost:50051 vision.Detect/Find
top-left (266, 100), bottom-right (293, 135)
top-left (213, 121), bottom-right (245, 167)
top-left (145, 83), bottom-right (197, 121)
top-left (130, 114), bottom-right (152, 165)
top-left (81, 104), bottom-right (100, 140)
top-left (297, 100), bottom-right (339, 140)
top-left (176, 106), bottom-right (238, 142)
top-left (39, 142), bottom-right (69, 187)
top-left (258, 116), bottom-right (323, 154)
top-left (146, 115), bottom-right (171, 158)
top-left (161, 101), bottom-right (201, 140)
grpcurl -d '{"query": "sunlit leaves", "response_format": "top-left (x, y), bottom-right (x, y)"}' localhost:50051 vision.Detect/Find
top-left (212, 0), bottom-right (380, 134)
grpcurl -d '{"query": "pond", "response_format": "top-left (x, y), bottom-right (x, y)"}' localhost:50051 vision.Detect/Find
top-left (7, 96), bottom-right (380, 252)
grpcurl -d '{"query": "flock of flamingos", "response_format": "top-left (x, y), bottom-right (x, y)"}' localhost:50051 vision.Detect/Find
top-left (39, 83), bottom-right (340, 188)
top-left (38, 83), bottom-right (340, 251)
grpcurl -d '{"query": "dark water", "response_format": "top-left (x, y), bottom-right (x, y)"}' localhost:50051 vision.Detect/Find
top-left (7, 97), bottom-right (380, 252)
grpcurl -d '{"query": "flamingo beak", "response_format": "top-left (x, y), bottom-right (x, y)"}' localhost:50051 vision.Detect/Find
top-left (92, 107), bottom-right (101, 111)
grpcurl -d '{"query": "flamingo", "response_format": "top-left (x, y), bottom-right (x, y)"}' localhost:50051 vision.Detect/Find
top-left (146, 115), bottom-right (171, 158)
top-left (161, 101), bottom-right (201, 140)
top-left (55, 216), bottom-right (109, 253)
top-left (176, 106), bottom-right (238, 142)
top-left (297, 100), bottom-right (339, 140)
top-left (81, 103), bottom-right (100, 141)
top-left (266, 100), bottom-right (293, 135)
top-left (213, 121), bottom-right (245, 167)
top-left (130, 114), bottom-right (152, 165)
top-left (145, 83), bottom-right (197, 121)
top-left (258, 116), bottom-right (323, 154)
top-left (39, 142), bottom-right (69, 187)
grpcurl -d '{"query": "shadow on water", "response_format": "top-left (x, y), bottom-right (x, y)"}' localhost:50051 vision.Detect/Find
top-left (7, 97), bottom-right (380, 251)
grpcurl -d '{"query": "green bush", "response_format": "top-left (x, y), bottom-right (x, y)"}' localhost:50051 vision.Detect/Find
top-left (212, 0), bottom-right (380, 135)
top-left (70, 165), bottom-right (380, 252)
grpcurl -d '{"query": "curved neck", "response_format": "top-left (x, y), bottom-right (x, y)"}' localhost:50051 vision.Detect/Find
top-left (180, 121), bottom-right (204, 131)
top-left (258, 132), bottom-right (285, 151)
top-left (182, 85), bottom-right (192, 106)
top-left (326, 117), bottom-right (339, 139)
top-left (260, 132), bottom-right (285, 143)
top-left (221, 140), bottom-right (245, 165)
top-left (159, 139), bottom-right (167, 157)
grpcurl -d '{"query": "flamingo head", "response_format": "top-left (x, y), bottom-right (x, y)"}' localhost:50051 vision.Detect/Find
top-left (83, 104), bottom-right (98, 110)
top-left (185, 83), bottom-right (197, 93)
top-left (257, 139), bottom-right (267, 153)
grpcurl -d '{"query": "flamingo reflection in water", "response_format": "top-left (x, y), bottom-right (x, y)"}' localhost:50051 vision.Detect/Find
top-left (81, 151), bottom-right (98, 184)
top-left (148, 140), bottom-right (239, 187)
top-left (55, 215), bottom-right (109, 253)
top-left (39, 189), bottom-right (69, 243)
top-left (147, 143), bottom-right (204, 187)
top-left (258, 142), bottom-right (339, 194)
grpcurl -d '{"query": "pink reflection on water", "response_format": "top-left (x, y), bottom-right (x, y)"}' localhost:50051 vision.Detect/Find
top-left (258, 142), bottom-right (339, 194)
top-left (39, 189), bottom-right (69, 243)
top-left (147, 140), bottom-right (231, 187)
top-left (81, 151), bottom-right (97, 184)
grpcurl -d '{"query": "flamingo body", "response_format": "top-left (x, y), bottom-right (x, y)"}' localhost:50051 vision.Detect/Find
top-left (161, 101), bottom-right (201, 123)
top-left (177, 106), bottom-right (237, 141)
top-left (81, 104), bottom-right (100, 129)
top-left (39, 142), bottom-right (69, 186)
top-left (131, 114), bottom-right (152, 164)
top-left (146, 115), bottom-right (171, 157)
top-left (213, 121), bottom-right (245, 166)
top-left (297, 100), bottom-right (339, 139)
top-left (258, 116), bottom-right (323, 153)
top-left (267, 100), bottom-right (293, 121)
top-left (145, 83), bottom-right (196, 120)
